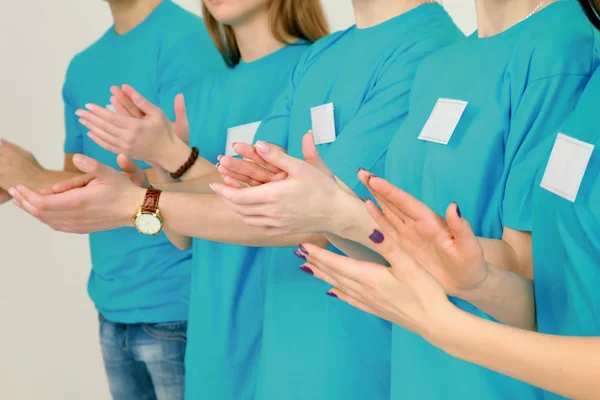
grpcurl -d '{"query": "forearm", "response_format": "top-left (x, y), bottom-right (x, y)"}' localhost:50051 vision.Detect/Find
top-left (431, 307), bottom-right (600, 399)
top-left (159, 191), bottom-right (328, 247)
top-left (479, 237), bottom-right (533, 279)
top-left (21, 168), bottom-right (81, 192)
top-left (459, 262), bottom-right (535, 330)
top-left (165, 230), bottom-right (192, 250)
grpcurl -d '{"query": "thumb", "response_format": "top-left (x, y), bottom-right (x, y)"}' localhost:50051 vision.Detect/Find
top-left (116, 154), bottom-right (136, 174)
top-left (173, 93), bottom-right (190, 143)
top-left (302, 131), bottom-right (334, 178)
top-left (445, 202), bottom-right (480, 257)
top-left (254, 141), bottom-right (302, 173)
top-left (117, 154), bottom-right (149, 187)
top-left (122, 84), bottom-right (160, 116)
top-left (73, 154), bottom-right (119, 180)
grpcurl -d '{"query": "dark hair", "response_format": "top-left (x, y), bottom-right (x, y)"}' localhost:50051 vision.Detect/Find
top-left (579, 0), bottom-right (600, 30)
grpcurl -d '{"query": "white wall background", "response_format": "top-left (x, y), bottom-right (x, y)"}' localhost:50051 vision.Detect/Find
top-left (0, 1), bottom-right (475, 399)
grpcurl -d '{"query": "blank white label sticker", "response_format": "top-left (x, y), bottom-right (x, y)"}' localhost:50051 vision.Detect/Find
top-left (311, 103), bottom-right (336, 145)
top-left (225, 121), bottom-right (262, 156)
top-left (418, 98), bottom-right (468, 145)
top-left (540, 133), bottom-right (594, 202)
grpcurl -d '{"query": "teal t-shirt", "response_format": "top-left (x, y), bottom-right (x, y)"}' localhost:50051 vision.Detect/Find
top-left (184, 43), bottom-right (311, 400)
top-left (385, 1), bottom-right (598, 399)
top-left (252, 4), bottom-right (463, 399)
top-left (62, 0), bottom-right (225, 323)
top-left (533, 69), bottom-right (600, 400)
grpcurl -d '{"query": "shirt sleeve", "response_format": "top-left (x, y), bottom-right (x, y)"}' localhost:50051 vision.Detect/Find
top-left (156, 32), bottom-right (225, 121)
top-left (319, 50), bottom-right (428, 199)
top-left (502, 74), bottom-right (591, 231)
top-left (252, 58), bottom-right (304, 150)
top-left (63, 62), bottom-right (84, 154)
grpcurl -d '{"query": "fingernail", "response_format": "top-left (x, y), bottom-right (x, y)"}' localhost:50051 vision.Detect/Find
top-left (294, 249), bottom-right (307, 260)
top-left (255, 141), bottom-right (271, 154)
top-left (85, 104), bottom-right (93, 110)
top-left (217, 155), bottom-right (223, 161)
top-left (132, 93), bottom-right (141, 101)
top-left (326, 291), bottom-right (338, 298)
top-left (298, 244), bottom-right (309, 255)
top-left (455, 203), bottom-right (462, 218)
top-left (300, 266), bottom-right (314, 275)
top-left (215, 162), bottom-right (220, 168)
top-left (209, 184), bottom-right (215, 191)
top-left (369, 229), bottom-right (384, 244)
top-left (367, 174), bottom-right (377, 182)
top-left (8, 188), bottom-right (15, 197)
top-left (358, 167), bottom-right (364, 172)
top-left (75, 110), bottom-right (83, 117)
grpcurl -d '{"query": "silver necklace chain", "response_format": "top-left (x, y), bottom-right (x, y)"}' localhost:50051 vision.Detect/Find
top-left (519, 0), bottom-right (551, 23)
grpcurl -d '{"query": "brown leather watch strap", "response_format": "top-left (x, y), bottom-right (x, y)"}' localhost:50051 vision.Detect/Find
top-left (170, 146), bottom-right (200, 179)
top-left (141, 188), bottom-right (162, 213)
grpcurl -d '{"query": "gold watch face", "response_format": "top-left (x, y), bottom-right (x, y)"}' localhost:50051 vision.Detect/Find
top-left (134, 212), bottom-right (163, 235)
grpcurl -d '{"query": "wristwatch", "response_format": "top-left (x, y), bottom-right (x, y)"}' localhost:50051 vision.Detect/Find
top-left (133, 188), bottom-right (164, 235)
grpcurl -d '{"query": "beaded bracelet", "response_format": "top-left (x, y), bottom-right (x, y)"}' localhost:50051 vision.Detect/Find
top-left (170, 146), bottom-right (199, 179)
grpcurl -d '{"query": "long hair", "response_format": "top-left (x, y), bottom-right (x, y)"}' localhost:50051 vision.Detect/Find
top-left (203, 0), bottom-right (329, 67)
top-left (579, 0), bottom-right (600, 30)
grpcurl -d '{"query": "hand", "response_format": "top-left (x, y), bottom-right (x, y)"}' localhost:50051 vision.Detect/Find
top-left (210, 132), bottom-right (356, 235)
top-left (9, 154), bottom-right (145, 233)
top-left (0, 139), bottom-right (44, 190)
top-left (359, 171), bottom-right (489, 299)
top-left (75, 85), bottom-right (190, 169)
top-left (0, 188), bottom-right (11, 204)
top-left (297, 240), bottom-right (454, 339)
top-left (217, 141), bottom-right (287, 187)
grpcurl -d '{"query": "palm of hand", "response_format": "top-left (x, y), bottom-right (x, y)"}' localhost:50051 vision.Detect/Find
top-left (394, 215), bottom-right (486, 298)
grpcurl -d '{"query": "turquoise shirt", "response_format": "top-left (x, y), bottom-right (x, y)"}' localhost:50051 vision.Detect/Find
top-left (184, 43), bottom-right (311, 400)
top-left (533, 69), bottom-right (600, 400)
top-left (62, 0), bottom-right (225, 323)
top-left (385, 1), bottom-right (598, 398)
top-left (253, 4), bottom-right (463, 399)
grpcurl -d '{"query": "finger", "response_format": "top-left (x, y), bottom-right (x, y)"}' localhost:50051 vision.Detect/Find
top-left (72, 154), bottom-right (120, 179)
top-left (78, 111), bottom-right (127, 140)
top-left (301, 243), bottom-right (371, 283)
top-left (173, 94), bottom-right (190, 143)
top-left (121, 84), bottom-right (161, 117)
top-left (218, 157), bottom-right (273, 184)
top-left (52, 174), bottom-right (94, 194)
top-left (78, 104), bottom-right (131, 129)
top-left (364, 175), bottom-right (429, 221)
top-left (302, 131), bottom-right (334, 177)
top-left (11, 189), bottom-right (39, 217)
top-left (87, 132), bottom-right (123, 155)
top-left (232, 142), bottom-right (283, 174)
top-left (223, 175), bottom-right (248, 189)
top-left (304, 258), bottom-right (367, 296)
top-left (210, 182), bottom-right (269, 206)
top-left (365, 199), bottom-right (402, 243)
top-left (254, 141), bottom-right (303, 174)
top-left (372, 193), bottom-right (411, 228)
top-left (110, 95), bottom-right (132, 117)
top-left (111, 86), bottom-right (144, 118)
top-left (327, 288), bottom-right (379, 316)
top-left (444, 202), bottom-right (481, 257)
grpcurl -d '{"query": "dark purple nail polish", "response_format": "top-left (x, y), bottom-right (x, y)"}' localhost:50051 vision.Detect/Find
top-left (369, 229), bottom-right (384, 244)
top-left (455, 203), bottom-right (462, 218)
top-left (326, 291), bottom-right (338, 298)
top-left (367, 174), bottom-right (377, 182)
top-left (294, 249), bottom-right (307, 260)
top-left (300, 266), bottom-right (314, 275)
top-left (298, 244), bottom-right (309, 255)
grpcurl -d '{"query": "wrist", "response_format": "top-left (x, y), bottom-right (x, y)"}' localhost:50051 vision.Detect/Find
top-left (122, 185), bottom-right (147, 227)
top-left (328, 191), bottom-right (370, 238)
top-left (423, 303), bottom-right (473, 357)
top-left (159, 136), bottom-right (191, 173)
top-left (455, 262), bottom-right (496, 303)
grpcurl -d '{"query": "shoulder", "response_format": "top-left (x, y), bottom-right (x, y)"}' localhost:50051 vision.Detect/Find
top-left (517, 1), bottom-right (598, 81)
top-left (64, 28), bottom-right (113, 84)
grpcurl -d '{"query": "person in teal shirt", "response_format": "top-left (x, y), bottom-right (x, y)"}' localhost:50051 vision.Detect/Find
top-left (50, 1), bottom-right (328, 399)
top-left (286, 40), bottom-right (600, 400)
top-left (0, 0), bottom-right (224, 399)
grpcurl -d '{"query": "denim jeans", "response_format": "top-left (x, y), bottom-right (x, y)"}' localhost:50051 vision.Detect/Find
top-left (99, 315), bottom-right (187, 400)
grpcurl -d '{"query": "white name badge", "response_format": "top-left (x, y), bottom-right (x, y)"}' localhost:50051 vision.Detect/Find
top-left (106, 104), bottom-right (116, 112)
top-left (311, 103), bottom-right (336, 145)
top-left (418, 98), bottom-right (468, 145)
top-left (540, 133), bottom-right (594, 202)
top-left (225, 121), bottom-right (262, 156)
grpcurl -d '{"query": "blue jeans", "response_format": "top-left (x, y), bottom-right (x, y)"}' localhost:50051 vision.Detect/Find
top-left (99, 315), bottom-right (187, 400)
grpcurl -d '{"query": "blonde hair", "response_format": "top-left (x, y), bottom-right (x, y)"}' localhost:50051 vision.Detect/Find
top-left (203, 0), bottom-right (329, 67)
